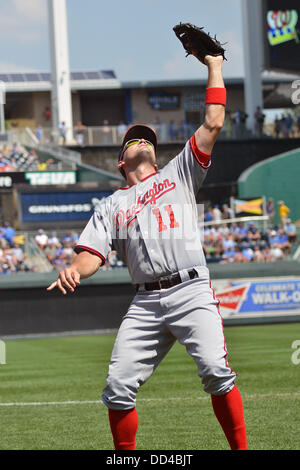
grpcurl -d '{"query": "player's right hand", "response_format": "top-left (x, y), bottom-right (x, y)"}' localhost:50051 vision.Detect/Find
top-left (46, 267), bottom-right (81, 295)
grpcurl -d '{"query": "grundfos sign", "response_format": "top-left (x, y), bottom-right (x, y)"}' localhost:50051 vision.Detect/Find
top-left (20, 190), bottom-right (112, 222)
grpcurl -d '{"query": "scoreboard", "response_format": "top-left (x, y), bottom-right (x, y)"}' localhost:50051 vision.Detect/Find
top-left (263, 0), bottom-right (300, 72)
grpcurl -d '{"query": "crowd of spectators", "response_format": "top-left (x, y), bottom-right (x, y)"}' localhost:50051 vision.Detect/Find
top-left (0, 144), bottom-right (56, 172)
top-left (202, 199), bottom-right (298, 264)
top-left (35, 229), bottom-right (124, 271)
top-left (0, 221), bottom-right (32, 274)
top-left (209, 108), bottom-right (300, 140)
top-left (36, 229), bottom-right (78, 269)
top-left (0, 198), bottom-right (298, 275)
top-left (201, 219), bottom-right (298, 264)
top-left (273, 113), bottom-right (300, 138)
top-left (42, 107), bottom-right (300, 146)
top-left (34, 206), bottom-right (298, 271)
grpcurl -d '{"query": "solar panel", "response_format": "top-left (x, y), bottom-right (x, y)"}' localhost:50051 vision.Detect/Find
top-left (0, 74), bottom-right (11, 82)
top-left (9, 74), bottom-right (25, 82)
top-left (1, 70), bottom-right (116, 83)
top-left (24, 73), bottom-right (41, 82)
top-left (40, 73), bottom-right (51, 81)
top-left (71, 72), bottom-right (86, 80)
top-left (101, 70), bottom-right (116, 79)
top-left (84, 71), bottom-right (101, 80)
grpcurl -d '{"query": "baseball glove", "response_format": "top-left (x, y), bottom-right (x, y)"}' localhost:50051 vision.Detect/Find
top-left (173, 23), bottom-right (226, 64)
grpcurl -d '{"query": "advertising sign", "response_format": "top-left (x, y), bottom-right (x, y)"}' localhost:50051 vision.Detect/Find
top-left (20, 190), bottom-right (112, 222)
top-left (0, 172), bottom-right (26, 188)
top-left (212, 278), bottom-right (300, 318)
top-left (148, 91), bottom-right (180, 110)
top-left (24, 171), bottom-right (76, 186)
top-left (0, 171), bottom-right (77, 188)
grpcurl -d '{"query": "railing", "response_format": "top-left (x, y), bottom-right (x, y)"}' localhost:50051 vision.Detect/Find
top-left (198, 215), bottom-right (270, 232)
top-left (7, 127), bottom-right (37, 145)
top-left (26, 237), bottom-right (53, 273)
top-left (14, 232), bottom-right (54, 273)
top-left (23, 124), bottom-right (200, 147)
top-left (23, 229), bottom-right (80, 241)
top-left (198, 215), bottom-right (300, 263)
top-left (293, 245), bottom-right (300, 261)
top-left (7, 128), bottom-right (81, 170)
top-left (10, 120), bottom-right (292, 148)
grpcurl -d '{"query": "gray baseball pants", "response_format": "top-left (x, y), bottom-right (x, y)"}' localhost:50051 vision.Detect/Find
top-left (102, 266), bottom-right (236, 410)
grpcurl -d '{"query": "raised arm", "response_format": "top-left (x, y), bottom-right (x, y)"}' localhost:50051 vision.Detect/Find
top-left (47, 250), bottom-right (103, 295)
top-left (194, 55), bottom-right (225, 154)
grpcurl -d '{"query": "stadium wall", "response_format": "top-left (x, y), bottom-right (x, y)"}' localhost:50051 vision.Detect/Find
top-left (71, 137), bottom-right (300, 203)
top-left (238, 147), bottom-right (300, 223)
top-left (1, 262), bottom-right (300, 338)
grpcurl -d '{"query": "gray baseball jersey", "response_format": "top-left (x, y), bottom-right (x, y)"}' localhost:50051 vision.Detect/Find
top-left (75, 134), bottom-right (237, 409)
top-left (75, 135), bottom-right (210, 283)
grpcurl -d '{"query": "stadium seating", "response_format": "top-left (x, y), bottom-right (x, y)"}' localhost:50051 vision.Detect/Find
top-left (1, 211), bottom-right (298, 275)
top-left (34, 229), bottom-right (124, 272)
top-left (201, 218), bottom-right (298, 264)
top-left (0, 144), bottom-right (57, 172)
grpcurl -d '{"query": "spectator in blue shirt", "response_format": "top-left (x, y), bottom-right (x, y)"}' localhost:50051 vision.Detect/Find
top-left (35, 125), bottom-right (43, 143)
top-left (277, 229), bottom-right (291, 254)
top-left (284, 219), bottom-right (297, 244)
top-left (168, 121), bottom-right (177, 141)
top-left (3, 222), bottom-right (16, 247)
top-left (285, 114), bottom-right (294, 137)
top-left (61, 231), bottom-right (74, 244)
top-left (204, 207), bottom-right (213, 222)
top-left (0, 263), bottom-right (12, 275)
top-left (222, 234), bottom-right (235, 251)
top-left (238, 222), bottom-right (248, 240)
top-left (223, 246), bottom-right (236, 263)
top-left (242, 245), bottom-right (254, 262)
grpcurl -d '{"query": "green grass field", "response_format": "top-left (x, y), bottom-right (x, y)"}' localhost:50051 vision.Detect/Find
top-left (0, 323), bottom-right (299, 450)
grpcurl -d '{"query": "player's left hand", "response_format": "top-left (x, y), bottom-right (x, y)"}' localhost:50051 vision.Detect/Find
top-left (204, 55), bottom-right (224, 66)
top-left (173, 23), bottom-right (226, 64)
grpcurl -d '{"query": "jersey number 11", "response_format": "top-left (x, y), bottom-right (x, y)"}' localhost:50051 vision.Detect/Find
top-left (152, 205), bottom-right (179, 232)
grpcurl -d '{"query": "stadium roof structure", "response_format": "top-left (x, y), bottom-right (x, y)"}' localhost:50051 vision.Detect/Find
top-left (2, 70), bottom-right (121, 92)
top-left (2, 69), bottom-right (298, 108)
top-left (121, 70), bottom-right (300, 89)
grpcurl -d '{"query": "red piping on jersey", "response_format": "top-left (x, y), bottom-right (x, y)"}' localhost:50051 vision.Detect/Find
top-left (74, 245), bottom-right (106, 264)
top-left (119, 172), bottom-right (157, 190)
top-left (209, 279), bottom-right (235, 375)
top-left (189, 134), bottom-right (211, 169)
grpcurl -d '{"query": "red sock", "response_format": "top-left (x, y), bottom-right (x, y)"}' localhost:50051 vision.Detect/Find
top-left (108, 408), bottom-right (138, 450)
top-left (211, 385), bottom-right (248, 450)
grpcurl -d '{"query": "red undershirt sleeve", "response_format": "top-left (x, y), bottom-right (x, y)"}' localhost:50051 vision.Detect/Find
top-left (189, 133), bottom-right (211, 169)
top-left (74, 245), bottom-right (106, 264)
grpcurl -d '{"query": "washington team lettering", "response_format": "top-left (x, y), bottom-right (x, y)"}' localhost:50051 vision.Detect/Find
top-left (115, 178), bottom-right (176, 230)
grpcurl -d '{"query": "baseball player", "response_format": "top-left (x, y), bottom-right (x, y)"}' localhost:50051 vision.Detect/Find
top-left (47, 53), bottom-right (247, 451)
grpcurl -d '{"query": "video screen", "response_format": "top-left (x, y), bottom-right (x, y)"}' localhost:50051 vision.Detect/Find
top-left (263, 0), bottom-right (300, 72)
